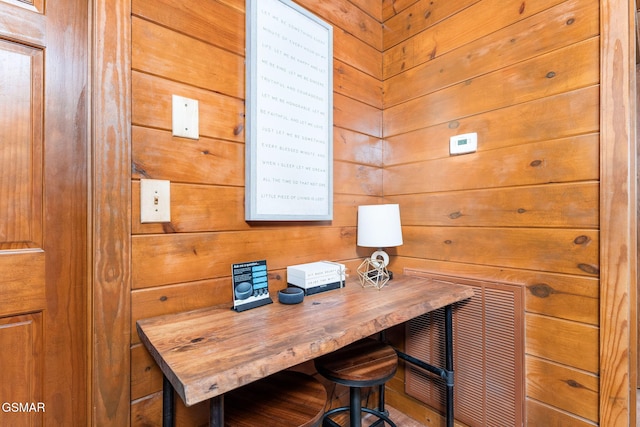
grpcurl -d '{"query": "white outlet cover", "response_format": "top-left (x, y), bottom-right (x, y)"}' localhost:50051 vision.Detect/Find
top-left (140, 179), bottom-right (171, 223)
top-left (172, 95), bottom-right (199, 139)
top-left (449, 132), bottom-right (478, 155)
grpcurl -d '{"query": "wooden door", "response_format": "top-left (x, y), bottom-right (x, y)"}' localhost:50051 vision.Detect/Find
top-left (0, 0), bottom-right (88, 426)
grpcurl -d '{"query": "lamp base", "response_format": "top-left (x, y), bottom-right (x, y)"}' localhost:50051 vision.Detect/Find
top-left (357, 258), bottom-right (390, 289)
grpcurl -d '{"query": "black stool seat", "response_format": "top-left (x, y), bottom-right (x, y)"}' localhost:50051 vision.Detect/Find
top-left (315, 339), bottom-right (398, 427)
top-left (225, 371), bottom-right (328, 427)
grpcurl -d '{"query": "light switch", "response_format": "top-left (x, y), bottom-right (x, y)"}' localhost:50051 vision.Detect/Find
top-left (449, 132), bottom-right (478, 155)
top-left (140, 179), bottom-right (171, 223)
top-left (172, 95), bottom-right (199, 139)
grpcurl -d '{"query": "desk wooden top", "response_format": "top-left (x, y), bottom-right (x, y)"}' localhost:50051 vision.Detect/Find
top-left (136, 274), bottom-right (474, 407)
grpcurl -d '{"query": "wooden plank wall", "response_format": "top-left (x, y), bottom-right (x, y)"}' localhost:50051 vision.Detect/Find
top-left (382, 0), bottom-right (601, 426)
top-left (129, 0), bottom-right (384, 424)
top-left (128, 0), bottom-right (605, 425)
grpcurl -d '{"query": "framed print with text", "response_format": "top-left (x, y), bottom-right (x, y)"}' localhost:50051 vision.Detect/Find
top-left (245, 0), bottom-right (333, 221)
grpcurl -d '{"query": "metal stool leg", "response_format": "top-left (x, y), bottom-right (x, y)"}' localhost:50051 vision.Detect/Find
top-left (350, 387), bottom-right (362, 426)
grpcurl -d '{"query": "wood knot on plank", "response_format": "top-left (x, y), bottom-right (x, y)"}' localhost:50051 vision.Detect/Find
top-left (529, 283), bottom-right (553, 298)
top-left (546, 71), bottom-right (556, 79)
top-left (517, 208), bottom-right (527, 214)
top-left (564, 379), bottom-right (585, 389)
top-left (444, 240), bottom-right (453, 245)
top-left (530, 159), bottom-right (543, 167)
top-left (519, 2), bottom-right (525, 14)
top-left (566, 18), bottom-right (575, 25)
top-left (160, 296), bottom-right (168, 302)
top-left (448, 121), bottom-right (459, 129)
top-left (448, 211), bottom-right (462, 219)
top-left (573, 235), bottom-right (591, 245)
top-left (233, 124), bottom-right (244, 136)
top-left (578, 263), bottom-right (599, 275)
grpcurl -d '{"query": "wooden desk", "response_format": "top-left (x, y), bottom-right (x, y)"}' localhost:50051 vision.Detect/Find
top-left (136, 274), bottom-right (474, 427)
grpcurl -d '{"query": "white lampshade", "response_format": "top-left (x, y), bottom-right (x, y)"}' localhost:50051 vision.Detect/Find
top-left (357, 204), bottom-right (403, 248)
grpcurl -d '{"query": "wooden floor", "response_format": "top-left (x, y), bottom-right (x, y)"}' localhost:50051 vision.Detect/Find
top-left (356, 406), bottom-right (427, 427)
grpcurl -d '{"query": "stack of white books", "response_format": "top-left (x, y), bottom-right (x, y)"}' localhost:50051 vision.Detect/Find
top-left (287, 261), bottom-right (346, 295)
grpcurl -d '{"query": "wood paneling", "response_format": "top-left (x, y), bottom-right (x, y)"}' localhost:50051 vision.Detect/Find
top-left (333, 162), bottom-right (382, 196)
top-left (132, 17), bottom-right (244, 98)
top-left (383, 0), bottom-right (478, 50)
top-left (599, 0), bottom-right (637, 425)
top-left (392, 258), bottom-right (600, 325)
top-left (121, 0), bottom-right (637, 425)
top-left (384, 38), bottom-right (600, 136)
top-left (132, 72), bottom-right (245, 142)
top-left (129, 2), bottom-right (384, 422)
top-left (334, 93), bottom-right (383, 137)
top-left (131, 127), bottom-right (244, 185)
top-left (132, 0), bottom-right (245, 55)
top-left (334, 59), bottom-right (383, 108)
top-left (385, 134), bottom-right (599, 194)
top-left (384, 0), bottom-right (599, 107)
top-left (349, 0), bottom-right (382, 21)
top-left (296, 0), bottom-right (383, 50)
top-left (382, 0), bottom-right (605, 424)
top-left (333, 127), bottom-right (382, 165)
top-left (381, 0), bottom-right (420, 21)
top-left (399, 227), bottom-right (598, 276)
top-left (93, 0), bottom-right (131, 423)
top-left (383, 0), bottom-right (568, 78)
top-left (333, 29), bottom-right (382, 79)
top-left (527, 399), bottom-right (595, 427)
top-left (526, 314), bottom-right (599, 373)
top-left (387, 183), bottom-right (598, 228)
top-left (383, 86), bottom-right (600, 166)
top-left (132, 227), bottom-right (357, 289)
top-left (526, 356), bottom-right (599, 422)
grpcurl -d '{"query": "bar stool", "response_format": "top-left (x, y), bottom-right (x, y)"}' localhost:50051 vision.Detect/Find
top-left (225, 370), bottom-right (328, 427)
top-left (314, 338), bottom-right (398, 427)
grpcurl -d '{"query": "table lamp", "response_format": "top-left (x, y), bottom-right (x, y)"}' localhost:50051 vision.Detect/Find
top-left (356, 204), bottom-right (403, 288)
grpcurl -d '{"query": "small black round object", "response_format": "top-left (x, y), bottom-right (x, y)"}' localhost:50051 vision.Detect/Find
top-left (278, 287), bottom-right (304, 304)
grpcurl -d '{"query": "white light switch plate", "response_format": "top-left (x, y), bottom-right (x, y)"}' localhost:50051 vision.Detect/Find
top-left (449, 132), bottom-right (478, 155)
top-left (172, 95), bottom-right (199, 139)
top-left (140, 179), bottom-right (171, 223)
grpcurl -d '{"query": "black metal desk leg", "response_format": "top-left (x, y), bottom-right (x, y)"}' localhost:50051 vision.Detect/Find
top-left (209, 395), bottom-right (224, 427)
top-left (444, 305), bottom-right (454, 427)
top-left (162, 375), bottom-right (175, 427)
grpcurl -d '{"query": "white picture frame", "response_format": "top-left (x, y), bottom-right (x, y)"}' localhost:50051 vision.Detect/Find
top-left (245, 0), bottom-right (333, 221)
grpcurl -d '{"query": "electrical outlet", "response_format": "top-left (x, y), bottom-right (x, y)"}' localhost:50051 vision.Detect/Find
top-left (172, 95), bottom-right (199, 139)
top-left (140, 179), bottom-right (171, 223)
